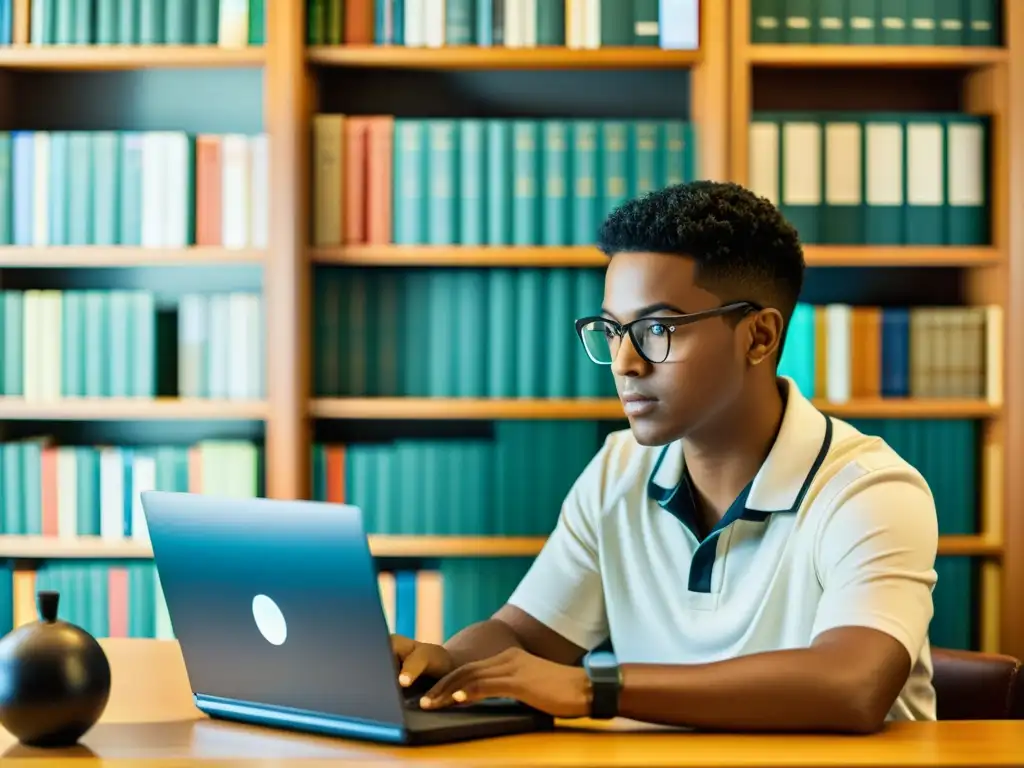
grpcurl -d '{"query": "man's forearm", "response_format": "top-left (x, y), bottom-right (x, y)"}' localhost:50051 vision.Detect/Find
top-left (443, 619), bottom-right (525, 667)
top-left (618, 647), bottom-right (893, 734)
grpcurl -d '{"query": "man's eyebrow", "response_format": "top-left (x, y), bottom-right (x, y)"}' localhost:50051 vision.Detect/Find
top-left (600, 302), bottom-right (688, 320)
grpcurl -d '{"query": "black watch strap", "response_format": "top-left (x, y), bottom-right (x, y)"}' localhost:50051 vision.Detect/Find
top-left (584, 651), bottom-right (621, 719)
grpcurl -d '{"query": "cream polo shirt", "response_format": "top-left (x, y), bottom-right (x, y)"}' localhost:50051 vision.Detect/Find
top-left (507, 377), bottom-right (939, 721)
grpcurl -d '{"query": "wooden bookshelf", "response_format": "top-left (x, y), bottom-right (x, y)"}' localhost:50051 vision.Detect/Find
top-left (0, 533), bottom-right (1000, 561)
top-left (730, 0), bottom-right (1023, 660)
top-left (313, 244), bottom-right (1003, 269)
top-left (744, 44), bottom-right (1007, 68)
top-left (0, 45), bottom-right (266, 70)
top-left (306, 45), bottom-right (702, 69)
top-left (310, 397), bottom-right (1001, 421)
top-left (0, 398), bottom-right (268, 421)
top-left (0, 247), bottom-right (265, 267)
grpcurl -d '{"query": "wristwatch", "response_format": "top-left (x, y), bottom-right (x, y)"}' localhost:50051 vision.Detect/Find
top-left (583, 650), bottom-right (622, 719)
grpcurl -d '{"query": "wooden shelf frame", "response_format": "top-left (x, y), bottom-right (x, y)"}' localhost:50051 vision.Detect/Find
top-left (0, 247), bottom-right (265, 267)
top-left (0, 398), bottom-right (268, 421)
top-left (0, 45), bottom-right (266, 70)
top-left (307, 45), bottom-right (703, 69)
top-left (0, 533), bottom-right (1001, 561)
top-left (310, 397), bottom-right (1001, 421)
top-left (313, 244), bottom-right (1004, 269)
top-left (729, 0), bottom-right (1022, 660)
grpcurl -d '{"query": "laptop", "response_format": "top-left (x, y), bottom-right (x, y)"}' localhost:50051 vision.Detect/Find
top-left (139, 490), bottom-right (555, 745)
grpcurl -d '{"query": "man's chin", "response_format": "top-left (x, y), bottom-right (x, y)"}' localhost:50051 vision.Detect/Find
top-left (625, 415), bottom-right (680, 447)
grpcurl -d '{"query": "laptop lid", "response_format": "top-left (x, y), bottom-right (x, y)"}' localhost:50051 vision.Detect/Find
top-left (140, 491), bottom-right (408, 730)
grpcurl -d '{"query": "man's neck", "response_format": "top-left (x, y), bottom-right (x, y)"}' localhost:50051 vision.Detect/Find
top-left (681, 378), bottom-right (786, 524)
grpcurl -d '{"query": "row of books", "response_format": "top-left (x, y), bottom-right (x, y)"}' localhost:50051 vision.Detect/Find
top-left (2, 0), bottom-right (264, 47)
top-left (312, 266), bottom-right (999, 403)
top-left (307, 0), bottom-right (699, 49)
top-left (749, 112), bottom-right (990, 246)
top-left (2, 562), bottom-right (173, 641)
top-left (779, 303), bottom-right (1001, 404)
top-left (314, 266), bottom-right (616, 398)
top-left (312, 115), bottom-right (697, 248)
top-left (0, 290), bottom-right (264, 402)
top-left (0, 439), bottom-right (260, 539)
top-left (0, 131), bottom-right (268, 250)
top-left (0, 558), bottom-right (539, 647)
top-left (750, 0), bottom-right (1000, 46)
top-left (313, 417), bottom-right (980, 537)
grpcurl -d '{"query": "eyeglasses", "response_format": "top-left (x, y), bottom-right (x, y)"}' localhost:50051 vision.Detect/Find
top-left (574, 301), bottom-right (762, 365)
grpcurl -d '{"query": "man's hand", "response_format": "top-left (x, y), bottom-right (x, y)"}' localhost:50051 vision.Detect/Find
top-left (391, 634), bottom-right (455, 687)
top-left (419, 647), bottom-right (592, 718)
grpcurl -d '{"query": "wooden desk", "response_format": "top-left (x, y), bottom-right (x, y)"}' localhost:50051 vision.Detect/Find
top-left (0, 639), bottom-right (1018, 767)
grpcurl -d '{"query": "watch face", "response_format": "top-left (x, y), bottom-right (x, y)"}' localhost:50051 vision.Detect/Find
top-left (585, 650), bottom-right (617, 671)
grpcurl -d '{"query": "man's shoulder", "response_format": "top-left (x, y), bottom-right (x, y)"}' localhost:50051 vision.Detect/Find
top-left (825, 416), bottom-right (931, 488)
top-left (570, 427), bottom-right (662, 514)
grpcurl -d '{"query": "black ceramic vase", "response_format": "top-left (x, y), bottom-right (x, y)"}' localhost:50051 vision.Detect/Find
top-left (0, 590), bottom-right (111, 747)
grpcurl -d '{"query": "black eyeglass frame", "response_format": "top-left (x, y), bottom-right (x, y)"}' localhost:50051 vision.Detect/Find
top-left (574, 301), bottom-right (764, 365)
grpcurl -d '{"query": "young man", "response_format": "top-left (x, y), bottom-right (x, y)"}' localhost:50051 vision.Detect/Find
top-left (391, 181), bottom-right (939, 733)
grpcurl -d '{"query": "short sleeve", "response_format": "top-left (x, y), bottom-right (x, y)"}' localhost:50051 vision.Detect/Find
top-left (811, 473), bottom-right (938, 663)
top-left (505, 438), bottom-right (613, 651)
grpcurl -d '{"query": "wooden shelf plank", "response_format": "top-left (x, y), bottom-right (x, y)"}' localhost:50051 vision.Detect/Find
top-left (306, 45), bottom-right (702, 69)
top-left (0, 45), bottom-right (266, 70)
top-left (0, 534), bottom-right (999, 560)
top-left (0, 247), bottom-right (265, 267)
top-left (0, 398), bottom-right (268, 421)
top-left (312, 245), bottom-right (1002, 269)
top-left (746, 44), bottom-right (1007, 68)
top-left (310, 397), bottom-right (1000, 421)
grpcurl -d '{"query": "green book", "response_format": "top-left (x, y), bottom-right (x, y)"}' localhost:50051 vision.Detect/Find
top-left (750, 0), bottom-right (782, 43)
top-left (944, 114), bottom-right (989, 245)
top-left (877, 0), bottom-right (908, 44)
top-left (511, 120), bottom-right (540, 246)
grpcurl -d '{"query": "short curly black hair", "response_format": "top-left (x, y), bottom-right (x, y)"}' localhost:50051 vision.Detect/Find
top-left (596, 180), bottom-right (805, 330)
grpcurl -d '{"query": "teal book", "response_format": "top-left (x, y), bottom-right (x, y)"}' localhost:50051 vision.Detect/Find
top-left (485, 120), bottom-right (511, 245)
top-left (541, 120), bottom-right (569, 246)
top-left (486, 269), bottom-right (517, 398)
top-left (935, 0), bottom-right (962, 45)
top-left (511, 120), bottom-right (540, 246)
top-left (83, 292), bottom-right (107, 396)
top-left (67, 132), bottom-right (92, 246)
top-left (570, 121), bottom-right (598, 245)
top-left (822, 114), bottom-right (863, 244)
top-left (458, 120), bottom-right (486, 245)
top-left (750, 0), bottom-right (782, 42)
top-left (817, 0), bottom-right (846, 44)
top-left (862, 113), bottom-right (905, 245)
top-left (599, 0), bottom-right (631, 45)
top-left (599, 121), bottom-right (629, 222)
top-left (96, 0), bottom-right (119, 43)
top-left (2, 291), bottom-right (23, 396)
top-left (425, 120), bottom-right (458, 246)
top-left (965, 0), bottom-right (997, 46)
top-left (54, 0), bottom-right (73, 43)
top-left (48, 132), bottom-right (69, 247)
top-left (401, 270), bottom-right (431, 397)
top-left (878, 0), bottom-right (908, 44)
top-left (61, 291), bottom-right (84, 397)
top-left (164, 0), bottom-right (193, 43)
top-left (454, 269), bottom-right (486, 397)
top-left (107, 291), bottom-right (132, 398)
top-left (907, 0), bottom-right (937, 45)
top-left (778, 113), bottom-right (822, 244)
top-left (943, 113), bottom-right (989, 245)
top-left (139, 0), bottom-right (165, 43)
top-left (119, 0), bottom-right (139, 43)
top-left (76, 446), bottom-right (101, 535)
top-left (783, 0), bottom-right (814, 43)
top-left (848, 0), bottom-right (878, 44)
top-left (543, 269), bottom-right (574, 398)
top-left (119, 133), bottom-right (144, 246)
top-left (630, 121), bottom-right (660, 199)
top-left (392, 119), bottom-right (426, 245)
top-left (0, 134), bottom-right (11, 245)
top-left (427, 270), bottom-right (456, 397)
top-left (73, 0), bottom-right (91, 42)
top-left (931, 556), bottom-right (974, 650)
top-left (514, 269), bottom-right (543, 397)
top-left (903, 112), bottom-right (945, 246)
top-left (659, 120), bottom-right (693, 187)
top-left (92, 132), bottom-right (120, 246)
top-left (194, 0), bottom-right (218, 43)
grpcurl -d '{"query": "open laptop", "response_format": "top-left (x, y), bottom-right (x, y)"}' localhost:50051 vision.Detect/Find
top-left (139, 490), bottom-right (555, 745)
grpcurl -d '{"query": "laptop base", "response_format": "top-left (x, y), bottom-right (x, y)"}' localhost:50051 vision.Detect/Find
top-left (196, 693), bottom-right (555, 746)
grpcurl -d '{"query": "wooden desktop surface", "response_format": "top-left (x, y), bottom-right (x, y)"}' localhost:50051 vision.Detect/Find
top-left (0, 639), bottom-right (1019, 767)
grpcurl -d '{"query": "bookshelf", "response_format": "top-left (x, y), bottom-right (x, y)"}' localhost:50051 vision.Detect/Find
top-left (732, 0), bottom-right (1020, 660)
top-left (1, 0), bottom-right (1022, 660)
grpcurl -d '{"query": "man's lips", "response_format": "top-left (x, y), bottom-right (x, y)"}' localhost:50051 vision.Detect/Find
top-left (620, 393), bottom-right (658, 417)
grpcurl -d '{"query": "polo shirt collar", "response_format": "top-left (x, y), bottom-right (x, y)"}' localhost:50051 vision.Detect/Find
top-left (647, 377), bottom-right (830, 516)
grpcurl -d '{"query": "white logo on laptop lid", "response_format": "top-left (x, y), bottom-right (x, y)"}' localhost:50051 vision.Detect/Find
top-left (252, 594), bottom-right (287, 645)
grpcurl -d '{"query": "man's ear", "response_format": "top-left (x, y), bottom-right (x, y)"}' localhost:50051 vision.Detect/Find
top-left (746, 308), bottom-right (784, 366)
